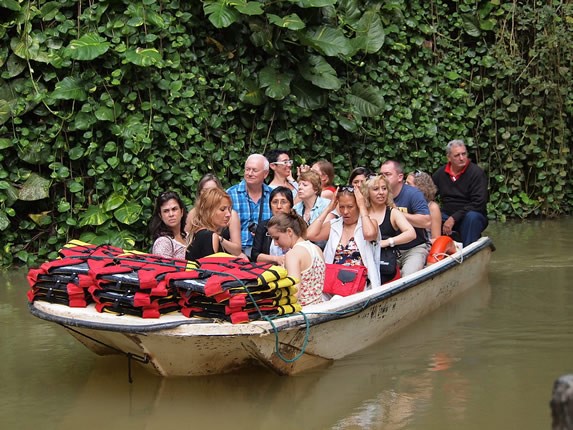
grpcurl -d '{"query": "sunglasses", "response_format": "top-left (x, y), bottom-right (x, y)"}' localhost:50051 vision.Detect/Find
top-left (338, 185), bottom-right (355, 193)
top-left (272, 160), bottom-right (294, 166)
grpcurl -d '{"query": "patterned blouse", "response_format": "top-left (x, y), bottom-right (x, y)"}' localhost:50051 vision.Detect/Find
top-left (152, 236), bottom-right (186, 260)
top-left (333, 237), bottom-right (364, 266)
top-left (294, 241), bottom-right (325, 306)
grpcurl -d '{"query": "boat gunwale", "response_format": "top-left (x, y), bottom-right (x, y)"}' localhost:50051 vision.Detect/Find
top-left (29, 237), bottom-right (494, 335)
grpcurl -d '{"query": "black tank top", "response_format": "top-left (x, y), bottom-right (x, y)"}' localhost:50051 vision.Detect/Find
top-left (379, 207), bottom-right (399, 239)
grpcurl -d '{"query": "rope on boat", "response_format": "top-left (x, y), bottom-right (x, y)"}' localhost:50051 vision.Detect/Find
top-left (61, 324), bottom-right (149, 384)
top-left (432, 251), bottom-right (464, 264)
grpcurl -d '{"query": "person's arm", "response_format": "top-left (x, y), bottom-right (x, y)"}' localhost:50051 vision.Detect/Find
top-left (306, 194), bottom-right (338, 242)
top-left (354, 186), bottom-right (377, 241)
top-left (429, 202), bottom-right (442, 241)
top-left (219, 210), bottom-right (242, 256)
top-left (381, 210), bottom-right (416, 248)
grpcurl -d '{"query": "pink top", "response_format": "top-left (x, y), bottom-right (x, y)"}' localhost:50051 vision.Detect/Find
top-left (152, 236), bottom-right (186, 259)
top-left (294, 241), bottom-right (325, 306)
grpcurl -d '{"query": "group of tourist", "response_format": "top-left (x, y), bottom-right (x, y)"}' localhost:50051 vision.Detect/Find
top-left (149, 139), bottom-right (488, 307)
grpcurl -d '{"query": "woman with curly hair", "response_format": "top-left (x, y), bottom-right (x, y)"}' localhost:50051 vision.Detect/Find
top-left (406, 171), bottom-right (442, 242)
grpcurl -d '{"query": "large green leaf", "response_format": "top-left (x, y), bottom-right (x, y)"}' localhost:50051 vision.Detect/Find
top-left (10, 35), bottom-right (50, 63)
top-left (352, 11), bottom-right (385, 54)
top-left (235, 1), bottom-right (264, 15)
top-left (18, 173), bottom-right (51, 201)
top-left (462, 14), bottom-right (481, 37)
top-left (259, 66), bottom-right (293, 100)
top-left (52, 77), bottom-right (87, 101)
top-left (104, 193), bottom-right (126, 211)
top-left (239, 79), bottom-right (265, 105)
top-left (124, 47), bottom-right (162, 67)
top-left (65, 33), bottom-right (110, 61)
top-left (203, 1), bottom-right (240, 28)
top-left (114, 202), bottom-right (143, 225)
top-left (347, 83), bottom-right (384, 117)
top-left (291, 78), bottom-right (328, 110)
top-left (291, 0), bottom-right (336, 7)
top-left (299, 55), bottom-right (341, 90)
top-left (300, 26), bottom-right (352, 56)
top-left (0, 211), bottom-right (9, 231)
top-left (79, 205), bottom-right (111, 227)
top-left (267, 13), bottom-right (305, 30)
top-left (0, 0), bottom-right (21, 11)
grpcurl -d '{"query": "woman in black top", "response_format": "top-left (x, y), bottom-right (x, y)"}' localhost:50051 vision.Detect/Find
top-left (251, 186), bottom-right (294, 265)
top-left (186, 188), bottom-right (233, 260)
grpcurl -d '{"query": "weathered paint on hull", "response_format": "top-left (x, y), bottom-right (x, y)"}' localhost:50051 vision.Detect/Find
top-left (31, 237), bottom-right (493, 376)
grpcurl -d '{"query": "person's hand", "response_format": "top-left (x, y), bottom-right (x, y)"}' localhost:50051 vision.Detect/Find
top-left (327, 188), bottom-right (339, 212)
top-left (354, 186), bottom-right (367, 211)
top-left (275, 255), bottom-right (286, 266)
top-left (442, 216), bottom-right (455, 235)
top-left (297, 164), bottom-right (310, 176)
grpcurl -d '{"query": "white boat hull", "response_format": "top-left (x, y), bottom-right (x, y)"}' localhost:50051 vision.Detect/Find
top-left (30, 237), bottom-right (494, 376)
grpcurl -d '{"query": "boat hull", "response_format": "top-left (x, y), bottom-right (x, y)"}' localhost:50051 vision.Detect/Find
top-left (30, 237), bottom-right (494, 376)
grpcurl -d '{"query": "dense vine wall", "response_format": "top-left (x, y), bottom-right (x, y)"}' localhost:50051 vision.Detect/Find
top-left (0, 0), bottom-right (571, 267)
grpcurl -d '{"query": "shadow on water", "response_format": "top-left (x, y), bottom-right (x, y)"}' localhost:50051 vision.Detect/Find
top-left (42, 278), bottom-right (492, 430)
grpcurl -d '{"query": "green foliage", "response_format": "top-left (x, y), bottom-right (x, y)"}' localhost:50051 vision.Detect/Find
top-left (0, 0), bottom-right (571, 268)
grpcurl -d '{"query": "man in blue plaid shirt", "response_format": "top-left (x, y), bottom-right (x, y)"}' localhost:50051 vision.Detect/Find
top-left (226, 154), bottom-right (273, 259)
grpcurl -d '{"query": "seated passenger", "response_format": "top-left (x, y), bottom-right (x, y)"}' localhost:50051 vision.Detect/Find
top-left (149, 191), bottom-right (188, 259)
top-left (348, 166), bottom-right (373, 189)
top-left (406, 171), bottom-right (442, 242)
top-left (293, 170), bottom-right (333, 225)
top-left (186, 188), bottom-right (233, 260)
top-left (363, 175), bottom-right (416, 283)
top-left (252, 186), bottom-right (294, 265)
top-left (311, 159), bottom-right (336, 200)
top-left (265, 149), bottom-right (298, 198)
top-left (306, 186), bottom-right (381, 288)
top-left (267, 212), bottom-right (325, 306)
top-left (186, 173), bottom-right (243, 257)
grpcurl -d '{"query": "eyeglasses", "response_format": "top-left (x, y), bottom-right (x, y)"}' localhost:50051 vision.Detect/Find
top-left (271, 199), bottom-right (290, 206)
top-left (272, 160), bottom-right (293, 166)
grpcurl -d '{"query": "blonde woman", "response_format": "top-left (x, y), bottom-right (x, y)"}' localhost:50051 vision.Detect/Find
top-left (363, 175), bottom-right (416, 283)
top-left (186, 188), bottom-right (233, 260)
top-left (186, 173), bottom-right (242, 256)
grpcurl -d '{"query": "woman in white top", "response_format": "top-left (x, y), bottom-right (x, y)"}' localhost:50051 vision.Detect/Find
top-left (266, 212), bottom-right (325, 306)
top-left (265, 149), bottom-right (298, 198)
top-left (149, 191), bottom-right (188, 259)
top-left (306, 186), bottom-right (381, 288)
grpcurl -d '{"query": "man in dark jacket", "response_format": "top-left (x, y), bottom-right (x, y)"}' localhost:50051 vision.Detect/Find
top-left (432, 140), bottom-right (488, 247)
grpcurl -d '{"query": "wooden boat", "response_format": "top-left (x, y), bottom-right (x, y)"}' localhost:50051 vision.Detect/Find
top-left (29, 237), bottom-right (494, 377)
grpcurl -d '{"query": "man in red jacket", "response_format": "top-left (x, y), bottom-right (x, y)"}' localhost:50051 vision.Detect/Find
top-left (432, 140), bottom-right (488, 247)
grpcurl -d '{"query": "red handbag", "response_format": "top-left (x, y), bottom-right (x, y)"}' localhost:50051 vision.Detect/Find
top-left (323, 264), bottom-right (368, 296)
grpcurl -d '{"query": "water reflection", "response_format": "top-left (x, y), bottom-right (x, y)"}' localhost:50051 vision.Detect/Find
top-left (4, 218), bottom-right (573, 430)
top-left (40, 279), bottom-right (491, 430)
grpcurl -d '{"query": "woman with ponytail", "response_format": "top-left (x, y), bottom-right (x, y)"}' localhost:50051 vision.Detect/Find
top-left (266, 212), bottom-right (325, 306)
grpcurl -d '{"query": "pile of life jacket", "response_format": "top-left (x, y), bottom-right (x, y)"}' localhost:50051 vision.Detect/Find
top-left (173, 255), bottom-right (301, 324)
top-left (27, 241), bottom-right (301, 323)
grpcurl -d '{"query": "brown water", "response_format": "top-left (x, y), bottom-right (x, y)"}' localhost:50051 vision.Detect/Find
top-left (1, 218), bottom-right (572, 429)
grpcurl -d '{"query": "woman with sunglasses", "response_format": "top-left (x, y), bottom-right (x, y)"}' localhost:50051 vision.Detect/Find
top-left (149, 191), bottom-right (188, 259)
top-left (363, 175), bottom-right (416, 283)
top-left (306, 186), bottom-right (381, 288)
top-left (251, 186), bottom-right (294, 265)
top-left (265, 149), bottom-right (298, 198)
